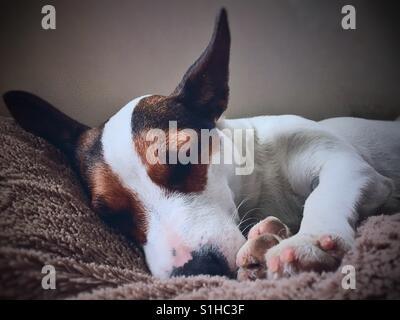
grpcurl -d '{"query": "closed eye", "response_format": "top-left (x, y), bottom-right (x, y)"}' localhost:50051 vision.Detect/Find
top-left (168, 163), bottom-right (192, 189)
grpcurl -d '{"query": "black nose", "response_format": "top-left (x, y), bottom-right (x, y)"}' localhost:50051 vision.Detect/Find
top-left (171, 247), bottom-right (233, 278)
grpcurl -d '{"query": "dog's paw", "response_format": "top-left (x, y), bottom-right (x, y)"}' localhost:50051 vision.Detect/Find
top-left (236, 216), bottom-right (290, 281)
top-left (265, 233), bottom-right (350, 279)
top-left (236, 233), bottom-right (279, 280)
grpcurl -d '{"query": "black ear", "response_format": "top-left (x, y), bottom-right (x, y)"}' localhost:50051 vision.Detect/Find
top-left (173, 8), bottom-right (230, 121)
top-left (3, 91), bottom-right (89, 159)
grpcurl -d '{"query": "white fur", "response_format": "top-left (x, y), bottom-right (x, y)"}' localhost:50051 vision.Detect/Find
top-left (220, 116), bottom-right (399, 274)
top-left (102, 96), bottom-right (245, 279)
top-left (103, 96), bottom-right (399, 278)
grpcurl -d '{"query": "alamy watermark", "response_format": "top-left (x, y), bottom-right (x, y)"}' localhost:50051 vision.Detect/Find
top-left (341, 5), bottom-right (356, 30)
top-left (41, 5), bottom-right (56, 30)
top-left (341, 265), bottom-right (356, 290)
top-left (41, 4), bottom-right (356, 32)
top-left (143, 121), bottom-right (255, 175)
top-left (41, 264), bottom-right (56, 290)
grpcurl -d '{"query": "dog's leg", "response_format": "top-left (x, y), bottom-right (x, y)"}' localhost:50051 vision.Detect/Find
top-left (264, 152), bottom-right (394, 278)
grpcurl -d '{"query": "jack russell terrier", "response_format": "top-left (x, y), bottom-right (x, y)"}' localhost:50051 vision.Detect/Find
top-left (3, 9), bottom-right (400, 280)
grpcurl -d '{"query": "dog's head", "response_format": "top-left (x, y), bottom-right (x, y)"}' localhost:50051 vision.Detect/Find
top-left (3, 9), bottom-right (246, 279)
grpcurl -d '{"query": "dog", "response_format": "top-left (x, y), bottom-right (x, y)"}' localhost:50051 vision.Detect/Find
top-left (3, 9), bottom-right (400, 280)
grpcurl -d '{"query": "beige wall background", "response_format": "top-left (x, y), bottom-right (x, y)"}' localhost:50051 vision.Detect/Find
top-left (1, 0), bottom-right (399, 127)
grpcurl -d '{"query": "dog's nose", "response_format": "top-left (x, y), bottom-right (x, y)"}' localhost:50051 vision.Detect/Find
top-left (171, 247), bottom-right (233, 278)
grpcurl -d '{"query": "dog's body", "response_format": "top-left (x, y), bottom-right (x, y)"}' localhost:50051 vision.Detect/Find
top-left (223, 115), bottom-right (400, 229)
top-left (4, 9), bottom-right (400, 279)
top-left (221, 115), bottom-right (400, 277)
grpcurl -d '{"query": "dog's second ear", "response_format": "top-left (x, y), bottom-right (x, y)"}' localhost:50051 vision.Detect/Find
top-left (3, 91), bottom-right (89, 159)
top-left (173, 8), bottom-right (230, 122)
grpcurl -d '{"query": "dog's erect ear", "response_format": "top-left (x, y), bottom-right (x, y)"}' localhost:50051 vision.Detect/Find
top-left (3, 91), bottom-right (89, 159)
top-left (172, 8), bottom-right (230, 122)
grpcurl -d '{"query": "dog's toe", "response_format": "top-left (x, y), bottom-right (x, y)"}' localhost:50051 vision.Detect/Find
top-left (247, 216), bottom-right (291, 240)
top-left (236, 233), bottom-right (279, 268)
top-left (318, 235), bottom-right (336, 250)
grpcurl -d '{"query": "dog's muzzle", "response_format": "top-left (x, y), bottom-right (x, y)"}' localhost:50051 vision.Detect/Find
top-left (170, 246), bottom-right (233, 278)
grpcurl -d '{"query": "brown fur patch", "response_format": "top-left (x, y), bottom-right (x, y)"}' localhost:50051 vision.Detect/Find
top-left (134, 132), bottom-right (209, 193)
top-left (76, 127), bottom-right (103, 178)
top-left (132, 95), bottom-right (214, 134)
top-left (79, 127), bottom-right (102, 150)
top-left (89, 162), bottom-right (148, 244)
top-left (131, 95), bottom-right (216, 193)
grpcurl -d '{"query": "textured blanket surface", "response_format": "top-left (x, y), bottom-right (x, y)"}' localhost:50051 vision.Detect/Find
top-left (0, 116), bottom-right (399, 299)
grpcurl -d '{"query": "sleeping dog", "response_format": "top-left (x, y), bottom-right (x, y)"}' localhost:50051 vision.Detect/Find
top-left (4, 9), bottom-right (400, 279)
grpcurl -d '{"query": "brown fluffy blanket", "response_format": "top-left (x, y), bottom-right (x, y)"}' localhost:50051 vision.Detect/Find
top-left (0, 116), bottom-right (399, 299)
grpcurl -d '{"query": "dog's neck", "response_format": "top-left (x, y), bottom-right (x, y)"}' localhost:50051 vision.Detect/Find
top-left (216, 116), bottom-right (303, 230)
top-left (216, 118), bottom-right (263, 217)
